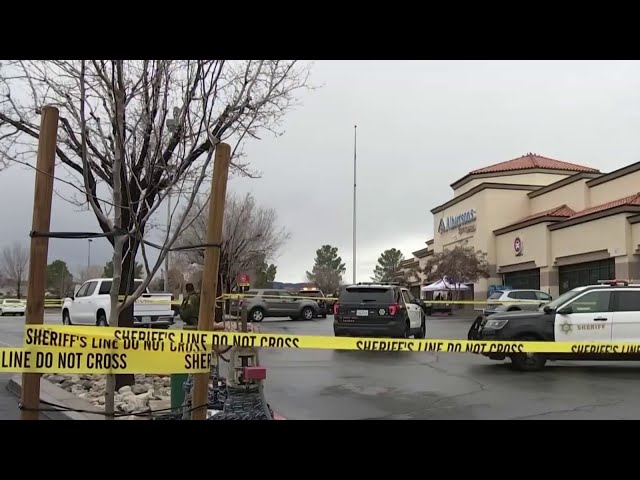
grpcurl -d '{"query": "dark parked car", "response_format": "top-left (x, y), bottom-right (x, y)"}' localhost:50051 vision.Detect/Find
top-left (296, 288), bottom-right (327, 318)
top-left (333, 282), bottom-right (425, 338)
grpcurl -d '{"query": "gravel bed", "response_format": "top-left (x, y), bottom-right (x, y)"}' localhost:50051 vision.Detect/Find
top-left (43, 373), bottom-right (171, 418)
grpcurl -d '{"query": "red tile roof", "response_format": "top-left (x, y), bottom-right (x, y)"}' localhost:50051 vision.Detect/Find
top-left (470, 153), bottom-right (600, 175)
top-left (494, 205), bottom-right (575, 233)
top-left (519, 204), bottom-right (576, 222)
top-left (569, 193), bottom-right (640, 219)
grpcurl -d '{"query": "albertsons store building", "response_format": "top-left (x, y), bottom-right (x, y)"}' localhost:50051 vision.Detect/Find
top-left (399, 153), bottom-right (640, 302)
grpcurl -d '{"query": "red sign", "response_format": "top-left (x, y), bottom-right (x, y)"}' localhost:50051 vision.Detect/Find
top-left (514, 237), bottom-right (523, 256)
top-left (238, 273), bottom-right (250, 286)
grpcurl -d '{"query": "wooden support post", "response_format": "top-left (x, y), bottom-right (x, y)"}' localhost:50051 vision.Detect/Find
top-left (191, 143), bottom-right (231, 420)
top-left (21, 106), bottom-right (59, 421)
top-left (241, 302), bottom-right (248, 333)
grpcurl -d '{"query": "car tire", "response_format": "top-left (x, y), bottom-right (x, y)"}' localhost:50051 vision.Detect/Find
top-left (415, 316), bottom-right (426, 339)
top-left (400, 321), bottom-right (410, 339)
top-left (510, 335), bottom-right (547, 372)
top-left (301, 307), bottom-right (314, 321)
top-left (62, 310), bottom-right (72, 326)
top-left (0, 309), bottom-right (4, 316)
top-left (96, 311), bottom-right (108, 327)
top-left (250, 308), bottom-right (265, 323)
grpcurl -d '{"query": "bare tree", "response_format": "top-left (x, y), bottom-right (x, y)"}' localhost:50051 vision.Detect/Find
top-left (0, 60), bottom-right (311, 388)
top-left (307, 266), bottom-right (342, 295)
top-left (178, 191), bottom-right (289, 295)
top-left (1, 243), bottom-right (29, 298)
top-left (422, 245), bottom-right (489, 300)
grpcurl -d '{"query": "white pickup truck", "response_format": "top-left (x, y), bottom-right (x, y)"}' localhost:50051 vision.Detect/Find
top-left (62, 278), bottom-right (175, 328)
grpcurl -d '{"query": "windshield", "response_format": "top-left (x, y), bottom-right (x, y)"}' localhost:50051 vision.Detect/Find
top-left (300, 291), bottom-right (322, 297)
top-left (488, 291), bottom-right (504, 300)
top-left (340, 287), bottom-right (394, 303)
top-left (5, 299), bottom-right (22, 304)
top-left (542, 289), bottom-right (583, 310)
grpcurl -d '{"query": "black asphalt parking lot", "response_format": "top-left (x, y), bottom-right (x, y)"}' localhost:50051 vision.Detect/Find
top-left (258, 314), bottom-right (640, 420)
top-left (2, 312), bottom-right (640, 419)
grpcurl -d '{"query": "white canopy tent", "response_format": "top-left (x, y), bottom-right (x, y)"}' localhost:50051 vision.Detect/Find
top-left (421, 277), bottom-right (470, 292)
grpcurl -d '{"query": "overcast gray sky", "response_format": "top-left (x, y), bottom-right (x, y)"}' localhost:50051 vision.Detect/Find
top-left (1, 60), bottom-right (640, 283)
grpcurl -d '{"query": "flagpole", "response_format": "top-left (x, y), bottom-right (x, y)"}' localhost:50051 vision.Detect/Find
top-left (352, 125), bottom-right (357, 285)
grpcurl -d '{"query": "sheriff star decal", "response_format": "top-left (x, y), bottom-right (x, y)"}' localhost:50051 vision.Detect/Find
top-left (560, 319), bottom-right (573, 334)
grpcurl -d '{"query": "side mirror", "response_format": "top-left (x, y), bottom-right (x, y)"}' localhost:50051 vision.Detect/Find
top-left (543, 305), bottom-right (553, 314)
top-left (557, 305), bottom-right (572, 315)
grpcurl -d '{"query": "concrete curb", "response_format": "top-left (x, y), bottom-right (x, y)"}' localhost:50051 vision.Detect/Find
top-left (7, 375), bottom-right (105, 420)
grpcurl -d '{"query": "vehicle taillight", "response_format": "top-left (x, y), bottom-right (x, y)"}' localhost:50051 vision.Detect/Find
top-left (333, 303), bottom-right (339, 315)
top-left (388, 304), bottom-right (399, 316)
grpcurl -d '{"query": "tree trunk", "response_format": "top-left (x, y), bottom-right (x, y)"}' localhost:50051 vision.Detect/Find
top-left (214, 276), bottom-right (224, 323)
top-left (114, 240), bottom-right (137, 390)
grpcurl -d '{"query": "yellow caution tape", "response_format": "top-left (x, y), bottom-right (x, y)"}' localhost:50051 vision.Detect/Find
top-left (0, 347), bottom-right (212, 374)
top-left (20, 324), bottom-right (640, 355)
top-left (5, 327), bottom-right (638, 374)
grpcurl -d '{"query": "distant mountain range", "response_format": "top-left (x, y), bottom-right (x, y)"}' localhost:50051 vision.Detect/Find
top-left (271, 281), bottom-right (310, 291)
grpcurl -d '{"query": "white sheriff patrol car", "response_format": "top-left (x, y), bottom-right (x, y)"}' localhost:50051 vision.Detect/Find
top-left (468, 279), bottom-right (640, 371)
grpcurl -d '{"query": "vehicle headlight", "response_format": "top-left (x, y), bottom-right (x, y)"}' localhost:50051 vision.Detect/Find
top-left (484, 319), bottom-right (509, 329)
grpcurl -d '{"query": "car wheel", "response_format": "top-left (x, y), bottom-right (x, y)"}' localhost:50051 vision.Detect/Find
top-left (302, 307), bottom-right (314, 321)
top-left (0, 309), bottom-right (4, 316)
top-left (96, 312), bottom-right (108, 327)
top-left (415, 316), bottom-right (426, 339)
top-left (250, 308), bottom-right (265, 323)
top-left (510, 335), bottom-right (547, 372)
top-left (62, 310), bottom-right (72, 326)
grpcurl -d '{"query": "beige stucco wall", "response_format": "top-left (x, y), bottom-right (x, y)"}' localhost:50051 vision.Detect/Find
top-left (589, 170), bottom-right (640, 206)
top-left (453, 172), bottom-right (571, 197)
top-left (530, 179), bottom-right (590, 213)
top-left (433, 188), bottom-right (532, 300)
top-left (632, 223), bottom-right (640, 251)
top-left (551, 215), bottom-right (629, 260)
top-left (495, 223), bottom-right (550, 269)
top-left (434, 189), bottom-right (532, 254)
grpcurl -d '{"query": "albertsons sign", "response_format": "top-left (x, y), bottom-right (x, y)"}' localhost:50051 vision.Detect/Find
top-left (438, 209), bottom-right (477, 233)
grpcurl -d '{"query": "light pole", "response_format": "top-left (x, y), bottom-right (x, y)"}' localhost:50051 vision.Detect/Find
top-left (87, 239), bottom-right (92, 273)
top-left (352, 125), bottom-right (357, 285)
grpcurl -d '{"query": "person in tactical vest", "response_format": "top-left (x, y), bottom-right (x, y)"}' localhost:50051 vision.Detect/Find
top-left (180, 282), bottom-right (226, 330)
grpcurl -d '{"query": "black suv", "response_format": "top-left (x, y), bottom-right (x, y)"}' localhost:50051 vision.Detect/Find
top-left (333, 282), bottom-right (426, 338)
top-left (296, 288), bottom-right (327, 318)
top-left (468, 279), bottom-right (640, 371)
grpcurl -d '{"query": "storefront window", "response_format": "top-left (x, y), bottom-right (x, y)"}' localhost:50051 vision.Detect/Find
top-left (503, 268), bottom-right (541, 290)
top-left (558, 258), bottom-right (615, 294)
